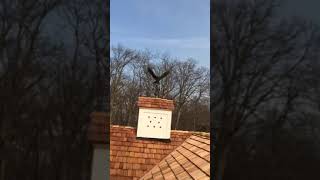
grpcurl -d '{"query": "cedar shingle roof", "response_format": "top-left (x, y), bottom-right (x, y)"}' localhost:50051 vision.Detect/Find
top-left (110, 125), bottom-right (192, 180)
top-left (137, 97), bottom-right (174, 110)
top-left (139, 135), bottom-right (210, 180)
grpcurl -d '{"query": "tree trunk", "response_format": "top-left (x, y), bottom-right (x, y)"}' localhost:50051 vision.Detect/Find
top-left (175, 108), bottom-right (182, 130)
top-left (193, 117), bottom-right (196, 131)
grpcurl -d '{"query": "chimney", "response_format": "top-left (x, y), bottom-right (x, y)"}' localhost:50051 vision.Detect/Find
top-left (136, 97), bottom-right (174, 139)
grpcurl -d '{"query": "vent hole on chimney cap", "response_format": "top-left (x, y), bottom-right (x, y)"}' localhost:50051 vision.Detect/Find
top-left (149, 121), bottom-right (151, 123)
top-left (153, 126), bottom-right (155, 128)
top-left (160, 126), bottom-right (162, 128)
top-left (158, 121), bottom-right (160, 123)
top-left (147, 125), bottom-right (149, 127)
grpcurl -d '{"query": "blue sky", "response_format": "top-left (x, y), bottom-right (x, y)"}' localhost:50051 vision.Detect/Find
top-left (110, 0), bottom-right (210, 67)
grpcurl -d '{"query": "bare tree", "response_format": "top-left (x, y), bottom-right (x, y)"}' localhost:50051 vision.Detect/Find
top-left (173, 59), bottom-right (208, 129)
top-left (212, 0), bottom-right (317, 179)
top-left (0, 0), bottom-right (107, 179)
top-left (0, 0), bottom-right (65, 179)
top-left (110, 46), bottom-right (210, 131)
top-left (110, 45), bottom-right (139, 124)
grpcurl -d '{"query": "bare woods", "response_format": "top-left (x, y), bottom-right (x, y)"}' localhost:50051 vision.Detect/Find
top-left (212, 0), bottom-right (320, 179)
top-left (110, 45), bottom-right (210, 131)
top-left (0, 0), bottom-right (107, 179)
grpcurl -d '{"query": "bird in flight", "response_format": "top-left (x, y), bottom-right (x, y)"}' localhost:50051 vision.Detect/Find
top-left (147, 66), bottom-right (170, 84)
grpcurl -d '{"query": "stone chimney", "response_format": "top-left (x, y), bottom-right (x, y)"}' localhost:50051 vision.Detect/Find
top-left (136, 97), bottom-right (174, 139)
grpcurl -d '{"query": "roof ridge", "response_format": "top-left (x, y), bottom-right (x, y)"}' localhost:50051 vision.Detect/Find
top-left (184, 140), bottom-right (210, 155)
top-left (171, 130), bottom-right (210, 136)
top-left (139, 135), bottom-right (210, 180)
top-left (139, 136), bottom-right (194, 180)
top-left (110, 125), bottom-right (135, 129)
top-left (111, 125), bottom-right (210, 135)
top-left (189, 135), bottom-right (210, 145)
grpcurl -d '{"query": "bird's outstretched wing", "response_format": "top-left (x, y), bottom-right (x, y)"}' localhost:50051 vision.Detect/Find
top-left (147, 67), bottom-right (158, 79)
top-left (158, 70), bottom-right (170, 80)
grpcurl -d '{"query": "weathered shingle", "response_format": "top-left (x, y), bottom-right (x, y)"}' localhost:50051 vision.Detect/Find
top-left (139, 135), bottom-right (210, 180)
top-left (110, 125), bottom-right (192, 180)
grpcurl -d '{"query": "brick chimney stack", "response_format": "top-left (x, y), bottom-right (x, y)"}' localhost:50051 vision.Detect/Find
top-left (136, 97), bottom-right (174, 139)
